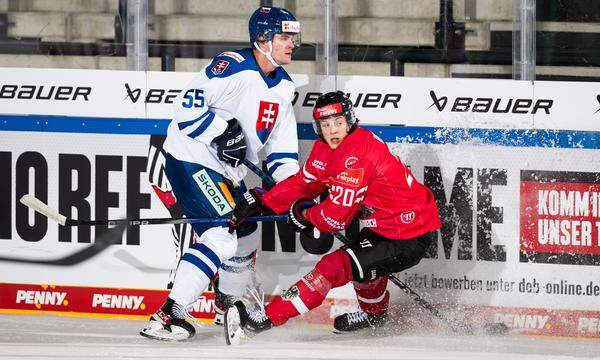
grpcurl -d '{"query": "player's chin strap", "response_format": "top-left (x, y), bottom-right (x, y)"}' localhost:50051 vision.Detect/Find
top-left (253, 41), bottom-right (280, 68)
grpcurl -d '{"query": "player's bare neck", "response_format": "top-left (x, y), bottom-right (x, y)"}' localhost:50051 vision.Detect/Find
top-left (253, 49), bottom-right (276, 77)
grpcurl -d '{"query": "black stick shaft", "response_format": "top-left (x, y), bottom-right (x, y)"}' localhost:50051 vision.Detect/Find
top-left (332, 232), bottom-right (474, 334)
top-left (64, 214), bottom-right (287, 227)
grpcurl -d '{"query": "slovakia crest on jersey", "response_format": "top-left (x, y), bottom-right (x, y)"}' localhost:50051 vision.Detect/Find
top-left (256, 101), bottom-right (279, 143)
top-left (211, 60), bottom-right (229, 75)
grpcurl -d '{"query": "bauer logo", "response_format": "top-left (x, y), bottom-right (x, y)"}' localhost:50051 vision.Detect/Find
top-left (193, 169), bottom-right (233, 216)
top-left (427, 90), bottom-right (553, 114)
top-left (519, 170), bottom-right (600, 265)
top-left (0, 84), bottom-right (91, 101)
top-left (91, 294), bottom-right (145, 310)
top-left (15, 290), bottom-right (68, 307)
top-left (123, 83), bottom-right (181, 104)
top-left (243, 192), bottom-right (256, 205)
top-left (595, 94), bottom-right (600, 114)
top-left (296, 91), bottom-right (402, 110)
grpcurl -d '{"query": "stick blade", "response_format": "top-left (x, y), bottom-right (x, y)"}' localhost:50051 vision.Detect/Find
top-left (0, 222), bottom-right (126, 266)
top-left (19, 194), bottom-right (67, 226)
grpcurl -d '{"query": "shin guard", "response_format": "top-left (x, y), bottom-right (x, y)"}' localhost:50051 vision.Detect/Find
top-left (266, 249), bottom-right (353, 326)
top-left (353, 276), bottom-right (389, 315)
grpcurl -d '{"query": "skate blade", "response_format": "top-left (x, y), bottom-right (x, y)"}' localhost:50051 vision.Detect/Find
top-left (332, 324), bottom-right (387, 336)
top-left (139, 323), bottom-right (192, 342)
top-left (332, 328), bottom-right (376, 335)
top-left (224, 306), bottom-right (247, 345)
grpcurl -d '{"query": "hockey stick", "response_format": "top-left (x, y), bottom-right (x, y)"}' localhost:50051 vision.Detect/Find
top-left (19, 194), bottom-right (286, 227)
top-left (0, 222), bottom-right (127, 265)
top-left (333, 232), bottom-right (508, 336)
top-left (243, 159), bottom-right (276, 188)
top-left (244, 159), bottom-right (508, 336)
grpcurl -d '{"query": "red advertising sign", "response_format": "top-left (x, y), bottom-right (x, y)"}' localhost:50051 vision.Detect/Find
top-left (0, 283), bottom-right (214, 320)
top-left (0, 282), bottom-right (334, 326)
top-left (520, 170), bottom-right (600, 265)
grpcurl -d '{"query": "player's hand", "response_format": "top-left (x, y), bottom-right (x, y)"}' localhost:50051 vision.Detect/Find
top-left (229, 188), bottom-right (266, 228)
top-left (288, 198), bottom-right (316, 233)
top-left (212, 119), bottom-right (247, 167)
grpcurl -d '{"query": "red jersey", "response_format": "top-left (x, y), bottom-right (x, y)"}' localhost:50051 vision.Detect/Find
top-left (262, 127), bottom-right (441, 240)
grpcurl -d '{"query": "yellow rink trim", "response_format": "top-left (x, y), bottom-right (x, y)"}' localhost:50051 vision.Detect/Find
top-left (0, 308), bottom-right (213, 323)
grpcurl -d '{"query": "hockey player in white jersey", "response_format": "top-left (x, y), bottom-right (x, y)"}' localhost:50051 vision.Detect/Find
top-left (140, 6), bottom-right (301, 341)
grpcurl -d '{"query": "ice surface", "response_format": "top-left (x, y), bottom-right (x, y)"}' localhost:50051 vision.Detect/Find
top-left (1, 314), bottom-right (599, 360)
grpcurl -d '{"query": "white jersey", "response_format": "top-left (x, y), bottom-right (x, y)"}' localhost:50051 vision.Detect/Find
top-left (164, 48), bottom-right (300, 185)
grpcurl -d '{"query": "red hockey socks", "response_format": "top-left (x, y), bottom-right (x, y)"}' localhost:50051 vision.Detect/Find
top-left (353, 276), bottom-right (389, 315)
top-left (266, 249), bottom-right (354, 326)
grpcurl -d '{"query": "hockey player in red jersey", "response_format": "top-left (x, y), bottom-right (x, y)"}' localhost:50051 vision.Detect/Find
top-left (224, 91), bottom-right (442, 344)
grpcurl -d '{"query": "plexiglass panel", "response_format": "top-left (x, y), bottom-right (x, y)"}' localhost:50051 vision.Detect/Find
top-left (0, 0), bottom-right (599, 80)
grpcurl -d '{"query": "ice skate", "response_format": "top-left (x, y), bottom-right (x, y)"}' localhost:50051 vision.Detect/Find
top-left (224, 300), bottom-right (273, 345)
top-left (333, 310), bottom-right (388, 334)
top-left (140, 298), bottom-right (195, 341)
top-left (213, 288), bottom-right (239, 326)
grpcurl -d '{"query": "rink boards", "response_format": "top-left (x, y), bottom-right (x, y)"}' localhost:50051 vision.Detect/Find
top-left (0, 68), bottom-right (599, 338)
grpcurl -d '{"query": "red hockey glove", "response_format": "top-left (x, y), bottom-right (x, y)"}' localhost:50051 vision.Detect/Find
top-left (288, 198), bottom-right (316, 233)
top-left (229, 187), bottom-right (266, 228)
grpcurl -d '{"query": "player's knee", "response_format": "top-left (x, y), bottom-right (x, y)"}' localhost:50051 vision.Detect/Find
top-left (199, 226), bottom-right (238, 261)
top-left (314, 249), bottom-right (353, 287)
top-left (235, 230), bottom-right (260, 256)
